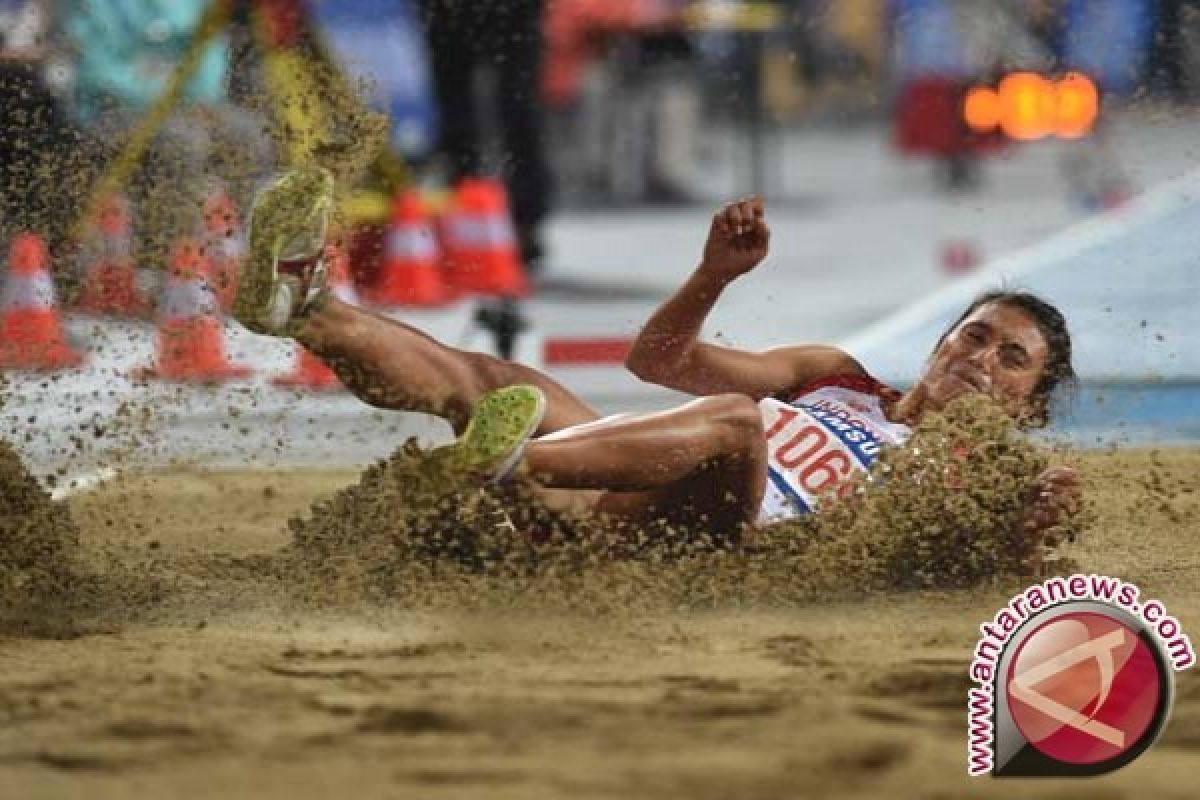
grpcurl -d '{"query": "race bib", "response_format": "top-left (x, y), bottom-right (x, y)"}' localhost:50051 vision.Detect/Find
top-left (758, 386), bottom-right (908, 522)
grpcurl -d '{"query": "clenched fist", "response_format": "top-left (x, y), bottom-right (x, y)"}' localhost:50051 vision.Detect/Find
top-left (700, 197), bottom-right (770, 282)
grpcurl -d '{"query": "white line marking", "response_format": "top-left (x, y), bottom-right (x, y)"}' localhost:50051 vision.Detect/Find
top-left (841, 164), bottom-right (1200, 359)
top-left (50, 468), bottom-right (118, 501)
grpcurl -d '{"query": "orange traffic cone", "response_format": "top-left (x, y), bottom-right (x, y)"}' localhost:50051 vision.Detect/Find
top-left (273, 241), bottom-right (357, 390)
top-left (134, 239), bottom-right (251, 383)
top-left (369, 190), bottom-right (450, 307)
top-left (200, 187), bottom-right (243, 314)
top-left (0, 233), bottom-right (84, 371)
top-left (274, 241), bottom-right (357, 391)
top-left (440, 178), bottom-right (529, 298)
top-left (74, 194), bottom-right (150, 317)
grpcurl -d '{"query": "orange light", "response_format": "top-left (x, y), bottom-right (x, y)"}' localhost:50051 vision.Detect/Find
top-left (1053, 72), bottom-right (1099, 139)
top-left (964, 72), bottom-right (1101, 141)
top-left (999, 72), bottom-right (1054, 141)
top-left (964, 87), bottom-right (1001, 133)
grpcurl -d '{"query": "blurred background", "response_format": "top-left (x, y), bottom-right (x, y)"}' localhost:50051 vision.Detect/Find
top-left (2, 0), bottom-right (1199, 477)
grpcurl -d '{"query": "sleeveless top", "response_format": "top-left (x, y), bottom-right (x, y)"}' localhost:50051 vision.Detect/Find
top-left (758, 375), bottom-right (911, 523)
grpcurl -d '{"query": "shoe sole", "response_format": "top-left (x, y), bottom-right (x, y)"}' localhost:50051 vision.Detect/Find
top-left (461, 386), bottom-right (547, 480)
top-left (492, 388), bottom-right (546, 480)
top-left (233, 168), bottom-right (334, 334)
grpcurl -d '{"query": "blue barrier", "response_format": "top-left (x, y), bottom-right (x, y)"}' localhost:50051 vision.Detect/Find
top-left (1055, 383), bottom-right (1200, 445)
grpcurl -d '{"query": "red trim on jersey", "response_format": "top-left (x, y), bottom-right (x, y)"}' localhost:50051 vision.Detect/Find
top-left (782, 373), bottom-right (903, 405)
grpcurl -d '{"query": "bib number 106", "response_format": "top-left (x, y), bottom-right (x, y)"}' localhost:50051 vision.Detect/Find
top-left (765, 407), bottom-right (854, 495)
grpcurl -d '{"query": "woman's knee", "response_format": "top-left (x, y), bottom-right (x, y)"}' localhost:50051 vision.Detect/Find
top-left (697, 394), bottom-right (764, 454)
top-left (450, 349), bottom-right (495, 397)
top-left (460, 349), bottom-right (601, 432)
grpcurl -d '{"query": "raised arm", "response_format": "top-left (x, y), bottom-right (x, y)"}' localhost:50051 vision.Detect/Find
top-left (625, 198), bottom-right (864, 398)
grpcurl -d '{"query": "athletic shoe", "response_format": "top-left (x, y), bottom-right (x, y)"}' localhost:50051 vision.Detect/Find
top-left (450, 385), bottom-right (546, 481)
top-left (233, 167), bottom-right (335, 336)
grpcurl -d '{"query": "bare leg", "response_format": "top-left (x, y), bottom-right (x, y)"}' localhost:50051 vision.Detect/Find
top-left (524, 394), bottom-right (768, 531)
top-left (293, 301), bottom-right (766, 532)
top-left (292, 297), bottom-right (599, 434)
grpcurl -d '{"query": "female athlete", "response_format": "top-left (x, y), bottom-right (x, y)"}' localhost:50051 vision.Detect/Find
top-left (233, 169), bottom-right (1081, 556)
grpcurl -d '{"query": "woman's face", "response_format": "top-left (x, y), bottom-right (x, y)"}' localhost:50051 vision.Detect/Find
top-left (919, 302), bottom-right (1051, 421)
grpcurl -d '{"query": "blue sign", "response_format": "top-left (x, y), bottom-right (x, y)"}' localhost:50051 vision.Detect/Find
top-left (1063, 0), bottom-right (1155, 94)
top-left (889, 0), bottom-right (972, 79)
top-left (310, 0), bottom-right (438, 158)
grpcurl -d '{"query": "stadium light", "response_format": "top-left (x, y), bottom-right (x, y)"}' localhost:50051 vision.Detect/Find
top-left (964, 87), bottom-right (1001, 133)
top-left (1054, 72), bottom-right (1100, 139)
top-left (999, 72), bottom-right (1055, 141)
top-left (963, 72), bottom-right (1099, 141)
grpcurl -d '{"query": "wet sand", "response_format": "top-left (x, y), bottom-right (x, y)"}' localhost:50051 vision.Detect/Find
top-left (1, 449), bottom-right (1197, 799)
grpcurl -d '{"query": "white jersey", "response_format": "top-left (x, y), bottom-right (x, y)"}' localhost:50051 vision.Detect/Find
top-left (758, 376), bottom-right (912, 524)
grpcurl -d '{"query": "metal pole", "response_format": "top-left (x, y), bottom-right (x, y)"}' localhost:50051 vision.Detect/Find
top-left (746, 29), bottom-right (765, 198)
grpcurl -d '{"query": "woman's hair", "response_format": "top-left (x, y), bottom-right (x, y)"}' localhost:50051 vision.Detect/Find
top-left (934, 290), bottom-right (1077, 428)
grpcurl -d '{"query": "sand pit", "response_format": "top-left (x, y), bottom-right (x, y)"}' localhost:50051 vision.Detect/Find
top-left (0, 444), bottom-right (1196, 798)
top-left (278, 398), bottom-right (1088, 614)
top-left (0, 440), bottom-right (90, 637)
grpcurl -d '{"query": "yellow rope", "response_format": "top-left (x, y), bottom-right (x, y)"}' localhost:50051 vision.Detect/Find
top-left (71, 0), bottom-right (409, 245)
top-left (683, 1), bottom-right (783, 33)
top-left (69, 1), bottom-right (230, 244)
